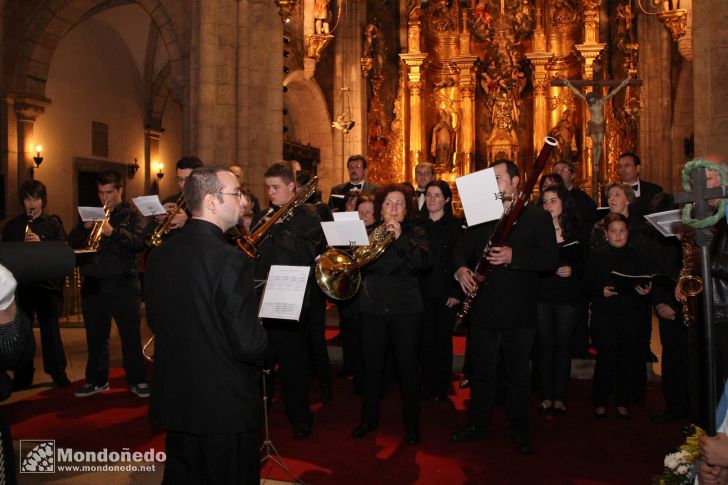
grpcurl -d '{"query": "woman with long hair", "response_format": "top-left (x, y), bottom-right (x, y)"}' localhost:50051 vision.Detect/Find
top-left (419, 180), bottom-right (463, 401)
top-left (535, 184), bottom-right (586, 415)
top-left (351, 184), bottom-right (430, 445)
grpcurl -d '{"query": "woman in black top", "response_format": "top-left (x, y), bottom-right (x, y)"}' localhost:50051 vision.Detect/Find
top-left (419, 180), bottom-right (463, 401)
top-left (351, 184), bottom-right (430, 445)
top-left (535, 184), bottom-right (585, 415)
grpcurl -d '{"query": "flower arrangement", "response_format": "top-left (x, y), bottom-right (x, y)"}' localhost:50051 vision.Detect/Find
top-left (655, 424), bottom-right (705, 485)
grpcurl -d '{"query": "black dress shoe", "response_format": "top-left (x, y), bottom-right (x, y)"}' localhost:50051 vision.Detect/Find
top-left (646, 351), bottom-right (659, 363)
top-left (594, 411), bottom-right (607, 421)
top-left (52, 373), bottom-right (71, 388)
top-left (616, 411), bottom-right (630, 421)
top-left (294, 423), bottom-right (312, 438)
top-left (450, 423), bottom-right (485, 443)
top-left (458, 378), bottom-right (470, 389)
top-left (406, 429), bottom-right (420, 445)
top-left (515, 440), bottom-right (533, 455)
top-left (351, 422), bottom-right (378, 439)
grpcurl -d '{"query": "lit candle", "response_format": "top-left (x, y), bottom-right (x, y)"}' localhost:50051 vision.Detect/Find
top-left (35, 145), bottom-right (42, 157)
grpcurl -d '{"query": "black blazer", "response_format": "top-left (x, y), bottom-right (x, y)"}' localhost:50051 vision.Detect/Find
top-left (358, 221), bottom-right (430, 316)
top-left (419, 213), bottom-right (464, 299)
top-left (452, 205), bottom-right (558, 329)
top-left (145, 219), bottom-right (268, 435)
top-left (328, 181), bottom-right (379, 211)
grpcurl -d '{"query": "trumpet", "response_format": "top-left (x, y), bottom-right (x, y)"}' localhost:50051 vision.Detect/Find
top-left (85, 202), bottom-right (110, 251)
top-left (24, 209), bottom-right (34, 240)
top-left (237, 177), bottom-right (318, 259)
top-left (146, 194), bottom-right (186, 247)
top-left (315, 222), bottom-right (394, 300)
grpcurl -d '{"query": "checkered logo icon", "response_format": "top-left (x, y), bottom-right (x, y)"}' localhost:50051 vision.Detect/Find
top-left (20, 440), bottom-right (55, 473)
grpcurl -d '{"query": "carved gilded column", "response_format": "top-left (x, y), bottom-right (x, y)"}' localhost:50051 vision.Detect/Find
top-left (14, 98), bottom-right (48, 190)
top-left (453, 56), bottom-right (478, 177)
top-left (526, 53), bottom-right (553, 154)
top-left (400, 53), bottom-right (428, 173)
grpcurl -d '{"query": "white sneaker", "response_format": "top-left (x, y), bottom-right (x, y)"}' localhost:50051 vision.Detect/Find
top-left (74, 382), bottom-right (110, 397)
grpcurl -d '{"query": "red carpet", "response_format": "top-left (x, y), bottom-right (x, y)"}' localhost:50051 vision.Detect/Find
top-left (5, 368), bottom-right (683, 484)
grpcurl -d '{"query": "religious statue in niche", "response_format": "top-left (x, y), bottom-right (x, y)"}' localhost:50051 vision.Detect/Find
top-left (549, 0), bottom-right (580, 32)
top-left (431, 109), bottom-right (456, 171)
top-left (549, 108), bottom-right (578, 162)
top-left (368, 118), bottom-right (389, 159)
top-left (362, 23), bottom-right (386, 80)
top-left (616, 2), bottom-right (635, 50)
top-left (470, 0), bottom-right (494, 41)
top-left (314, 0), bottom-right (331, 34)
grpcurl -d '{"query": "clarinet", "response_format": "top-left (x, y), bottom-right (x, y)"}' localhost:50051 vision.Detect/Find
top-left (455, 136), bottom-right (558, 324)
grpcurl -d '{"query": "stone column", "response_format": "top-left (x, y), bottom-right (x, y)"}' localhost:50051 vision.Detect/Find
top-left (145, 129), bottom-right (162, 194)
top-left (14, 98), bottom-right (48, 199)
top-left (693, 0), bottom-right (728, 158)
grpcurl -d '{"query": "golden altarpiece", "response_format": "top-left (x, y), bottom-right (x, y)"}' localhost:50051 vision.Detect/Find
top-left (358, 0), bottom-right (653, 200)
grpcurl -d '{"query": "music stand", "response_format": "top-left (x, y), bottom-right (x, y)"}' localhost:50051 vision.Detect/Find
top-left (256, 275), bottom-right (308, 484)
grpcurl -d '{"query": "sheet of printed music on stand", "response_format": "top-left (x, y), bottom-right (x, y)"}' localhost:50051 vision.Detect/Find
top-left (455, 167), bottom-right (505, 227)
top-left (258, 265), bottom-right (311, 321)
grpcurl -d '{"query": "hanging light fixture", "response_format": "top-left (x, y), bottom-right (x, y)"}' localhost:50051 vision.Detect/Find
top-left (331, 86), bottom-right (355, 134)
top-left (637, 0), bottom-right (688, 41)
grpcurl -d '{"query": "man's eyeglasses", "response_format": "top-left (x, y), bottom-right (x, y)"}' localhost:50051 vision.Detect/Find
top-left (175, 176), bottom-right (188, 183)
top-left (218, 191), bottom-right (243, 200)
top-left (552, 167), bottom-right (572, 174)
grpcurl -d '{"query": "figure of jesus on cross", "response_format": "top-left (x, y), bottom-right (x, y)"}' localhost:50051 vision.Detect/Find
top-left (551, 78), bottom-right (640, 199)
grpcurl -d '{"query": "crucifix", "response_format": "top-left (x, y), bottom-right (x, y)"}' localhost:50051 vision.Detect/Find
top-left (674, 163), bottom-right (728, 436)
top-left (551, 78), bottom-right (642, 200)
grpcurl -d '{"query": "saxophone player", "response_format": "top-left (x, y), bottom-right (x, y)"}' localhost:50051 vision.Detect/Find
top-left (1, 180), bottom-right (69, 388)
top-left (253, 162), bottom-right (323, 439)
top-left (68, 171), bottom-right (149, 398)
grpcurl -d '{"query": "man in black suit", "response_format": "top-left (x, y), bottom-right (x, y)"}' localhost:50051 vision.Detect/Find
top-left (553, 160), bottom-right (596, 228)
top-left (328, 155), bottom-right (379, 212)
top-left (450, 159), bottom-right (558, 454)
top-left (602, 152), bottom-right (662, 218)
top-left (414, 162), bottom-right (435, 211)
top-left (145, 166), bottom-right (267, 484)
top-left (255, 162), bottom-right (323, 438)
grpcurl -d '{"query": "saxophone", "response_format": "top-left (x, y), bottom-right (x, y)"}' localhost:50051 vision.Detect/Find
top-left (677, 233), bottom-right (703, 327)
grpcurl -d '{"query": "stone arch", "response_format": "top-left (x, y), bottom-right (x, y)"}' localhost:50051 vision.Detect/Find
top-left (148, 62), bottom-right (172, 131)
top-left (284, 69), bottom-right (335, 197)
top-left (7, 0), bottom-right (183, 101)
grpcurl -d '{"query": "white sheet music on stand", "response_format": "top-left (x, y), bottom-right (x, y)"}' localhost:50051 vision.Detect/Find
top-left (455, 168), bottom-right (505, 227)
top-left (333, 211), bottom-right (360, 221)
top-left (321, 219), bottom-right (370, 246)
top-left (258, 265), bottom-right (310, 321)
top-left (132, 195), bottom-right (167, 216)
top-left (77, 206), bottom-right (107, 222)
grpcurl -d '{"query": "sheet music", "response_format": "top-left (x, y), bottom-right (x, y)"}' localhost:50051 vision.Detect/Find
top-left (333, 211), bottom-right (360, 221)
top-left (77, 206), bottom-right (107, 222)
top-left (258, 265), bottom-right (310, 321)
top-left (132, 195), bottom-right (167, 216)
top-left (321, 220), bottom-right (370, 246)
top-left (455, 168), bottom-right (504, 226)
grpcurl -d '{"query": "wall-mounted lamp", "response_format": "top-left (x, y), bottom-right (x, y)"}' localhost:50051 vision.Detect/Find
top-left (127, 158), bottom-right (140, 178)
top-left (30, 145), bottom-right (43, 179)
top-left (154, 162), bottom-right (164, 180)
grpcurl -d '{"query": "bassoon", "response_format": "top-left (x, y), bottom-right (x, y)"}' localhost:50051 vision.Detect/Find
top-left (455, 136), bottom-right (558, 323)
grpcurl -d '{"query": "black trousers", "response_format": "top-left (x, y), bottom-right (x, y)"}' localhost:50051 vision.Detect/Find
top-left (590, 313), bottom-right (640, 407)
top-left (536, 302), bottom-right (578, 402)
top-left (688, 323), bottom-right (728, 428)
top-left (264, 321), bottom-right (312, 427)
top-left (421, 297), bottom-right (454, 395)
top-left (81, 277), bottom-right (147, 386)
top-left (15, 285), bottom-right (67, 383)
top-left (467, 326), bottom-right (535, 440)
top-left (163, 430), bottom-right (259, 485)
top-left (658, 315), bottom-right (689, 414)
top-left (360, 313), bottom-right (421, 431)
top-left (304, 286), bottom-right (331, 388)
